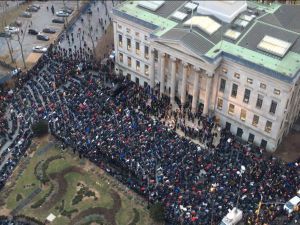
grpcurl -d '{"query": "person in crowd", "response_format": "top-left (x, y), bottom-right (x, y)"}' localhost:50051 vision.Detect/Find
top-left (0, 3), bottom-right (299, 225)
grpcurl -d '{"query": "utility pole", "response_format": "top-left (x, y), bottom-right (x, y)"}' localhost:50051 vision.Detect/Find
top-left (235, 165), bottom-right (246, 209)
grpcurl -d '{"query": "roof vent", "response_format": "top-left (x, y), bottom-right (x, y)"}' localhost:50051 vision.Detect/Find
top-left (257, 35), bottom-right (292, 57)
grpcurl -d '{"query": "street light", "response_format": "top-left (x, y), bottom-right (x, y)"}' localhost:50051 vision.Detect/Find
top-left (236, 165), bottom-right (246, 209)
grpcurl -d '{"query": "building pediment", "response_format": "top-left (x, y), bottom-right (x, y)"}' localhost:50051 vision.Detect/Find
top-left (155, 39), bottom-right (208, 63)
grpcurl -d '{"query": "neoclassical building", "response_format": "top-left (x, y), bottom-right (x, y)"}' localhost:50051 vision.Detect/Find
top-left (112, 1), bottom-right (300, 152)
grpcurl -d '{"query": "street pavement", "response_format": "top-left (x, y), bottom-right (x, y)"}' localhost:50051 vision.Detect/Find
top-left (0, 0), bottom-right (119, 170)
top-left (0, 0), bottom-right (80, 73)
top-left (58, 0), bottom-right (119, 56)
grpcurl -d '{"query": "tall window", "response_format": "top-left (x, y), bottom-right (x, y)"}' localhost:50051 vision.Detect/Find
top-left (248, 133), bottom-right (255, 143)
top-left (144, 65), bottom-right (149, 76)
top-left (265, 121), bottom-right (272, 133)
top-left (219, 79), bottom-right (226, 93)
top-left (144, 46), bottom-right (149, 59)
top-left (269, 100), bottom-right (277, 114)
top-left (217, 98), bottom-right (223, 110)
top-left (256, 94), bottom-right (263, 109)
top-left (127, 56), bottom-right (131, 67)
top-left (240, 109), bottom-right (246, 121)
top-left (252, 115), bottom-right (259, 127)
top-left (127, 38), bottom-right (131, 51)
top-left (119, 53), bottom-right (123, 63)
top-left (136, 60), bottom-right (140, 72)
top-left (118, 34), bottom-right (122, 47)
top-left (231, 83), bottom-right (238, 98)
top-left (243, 89), bottom-right (251, 103)
top-left (135, 42), bottom-right (140, 55)
top-left (228, 103), bottom-right (235, 115)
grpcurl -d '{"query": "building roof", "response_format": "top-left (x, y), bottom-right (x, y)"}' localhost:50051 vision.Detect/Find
top-left (113, 1), bottom-right (300, 83)
top-left (159, 29), bottom-right (214, 56)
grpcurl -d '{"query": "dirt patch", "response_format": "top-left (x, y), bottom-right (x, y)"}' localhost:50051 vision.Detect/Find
top-left (69, 190), bottom-right (121, 225)
top-left (275, 130), bottom-right (300, 162)
top-left (38, 166), bottom-right (84, 211)
top-left (0, 207), bottom-right (10, 216)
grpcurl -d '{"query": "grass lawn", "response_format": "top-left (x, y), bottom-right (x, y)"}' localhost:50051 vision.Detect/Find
top-left (0, 136), bottom-right (156, 225)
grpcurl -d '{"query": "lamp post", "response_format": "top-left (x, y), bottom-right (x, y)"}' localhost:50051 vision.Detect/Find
top-left (236, 165), bottom-right (246, 209)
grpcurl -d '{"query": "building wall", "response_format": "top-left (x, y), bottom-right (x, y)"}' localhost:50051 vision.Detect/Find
top-left (112, 12), bottom-right (299, 152)
top-left (113, 17), bottom-right (153, 86)
top-left (214, 60), bottom-right (293, 151)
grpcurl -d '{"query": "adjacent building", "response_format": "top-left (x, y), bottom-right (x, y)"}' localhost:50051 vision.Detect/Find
top-left (112, 1), bottom-right (300, 152)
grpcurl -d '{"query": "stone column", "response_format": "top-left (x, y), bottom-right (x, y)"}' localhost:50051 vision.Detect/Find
top-left (113, 21), bottom-right (119, 73)
top-left (209, 72), bottom-right (218, 112)
top-left (159, 53), bottom-right (165, 97)
top-left (149, 49), bottom-right (155, 89)
top-left (181, 62), bottom-right (188, 105)
top-left (170, 56), bottom-right (177, 105)
top-left (203, 73), bottom-right (213, 115)
top-left (192, 67), bottom-right (200, 113)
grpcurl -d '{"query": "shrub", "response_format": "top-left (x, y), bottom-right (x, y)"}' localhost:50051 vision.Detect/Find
top-left (149, 202), bottom-right (165, 222)
top-left (72, 185), bottom-right (96, 205)
top-left (14, 215), bottom-right (44, 225)
top-left (61, 208), bottom-right (78, 218)
top-left (34, 155), bottom-right (64, 184)
top-left (31, 120), bottom-right (49, 137)
top-left (16, 193), bottom-right (23, 202)
top-left (72, 194), bottom-right (83, 205)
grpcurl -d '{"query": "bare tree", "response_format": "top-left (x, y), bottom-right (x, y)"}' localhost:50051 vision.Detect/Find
top-left (15, 33), bottom-right (26, 69)
top-left (0, 1), bottom-right (8, 29)
top-left (4, 36), bottom-right (14, 63)
top-left (12, 22), bottom-right (29, 69)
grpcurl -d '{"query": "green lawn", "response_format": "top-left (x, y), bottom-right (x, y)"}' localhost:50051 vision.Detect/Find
top-left (0, 137), bottom-right (156, 225)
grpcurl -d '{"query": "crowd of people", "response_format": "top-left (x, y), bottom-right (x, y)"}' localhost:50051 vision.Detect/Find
top-left (0, 35), bottom-right (299, 225)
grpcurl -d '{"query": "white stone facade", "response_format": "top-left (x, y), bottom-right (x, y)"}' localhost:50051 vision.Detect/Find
top-left (112, 7), bottom-right (300, 152)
